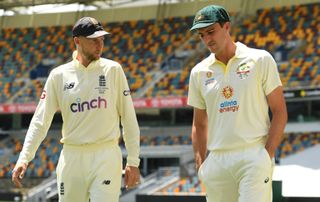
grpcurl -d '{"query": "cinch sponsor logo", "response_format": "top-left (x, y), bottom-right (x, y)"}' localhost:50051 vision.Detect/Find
top-left (70, 97), bottom-right (107, 113)
top-left (219, 100), bottom-right (239, 113)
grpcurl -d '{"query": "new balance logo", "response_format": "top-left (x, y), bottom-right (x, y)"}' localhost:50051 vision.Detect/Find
top-left (102, 180), bottom-right (111, 185)
top-left (64, 82), bottom-right (75, 90)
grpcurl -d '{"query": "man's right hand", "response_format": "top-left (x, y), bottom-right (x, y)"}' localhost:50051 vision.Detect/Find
top-left (195, 153), bottom-right (204, 172)
top-left (12, 162), bottom-right (27, 188)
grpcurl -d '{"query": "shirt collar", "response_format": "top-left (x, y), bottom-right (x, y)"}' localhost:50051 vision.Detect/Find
top-left (234, 42), bottom-right (250, 58)
top-left (208, 41), bottom-right (249, 65)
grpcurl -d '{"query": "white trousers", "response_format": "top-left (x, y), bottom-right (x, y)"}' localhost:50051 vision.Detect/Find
top-left (198, 144), bottom-right (274, 202)
top-left (56, 140), bottom-right (122, 202)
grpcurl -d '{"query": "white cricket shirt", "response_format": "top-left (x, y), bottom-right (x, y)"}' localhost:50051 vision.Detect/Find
top-left (188, 42), bottom-right (282, 151)
top-left (18, 51), bottom-right (140, 167)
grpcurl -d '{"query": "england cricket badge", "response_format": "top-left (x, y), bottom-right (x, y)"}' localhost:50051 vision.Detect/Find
top-left (236, 62), bottom-right (251, 79)
top-left (95, 75), bottom-right (108, 94)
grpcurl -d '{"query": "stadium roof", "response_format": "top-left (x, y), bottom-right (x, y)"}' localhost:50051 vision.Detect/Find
top-left (0, 0), bottom-right (141, 9)
top-left (0, 0), bottom-right (186, 15)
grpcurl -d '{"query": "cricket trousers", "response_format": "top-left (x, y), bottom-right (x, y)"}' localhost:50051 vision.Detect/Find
top-left (198, 144), bottom-right (274, 202)
top-left (56, 140), bottom-right (122, 202)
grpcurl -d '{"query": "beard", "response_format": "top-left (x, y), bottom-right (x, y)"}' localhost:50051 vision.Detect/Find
top-left (86, 52), bottom-right (100, 61)
top-left (82, 48), bottom-right (102, 62)
top-left (86, 54), bottom-right (99, 62)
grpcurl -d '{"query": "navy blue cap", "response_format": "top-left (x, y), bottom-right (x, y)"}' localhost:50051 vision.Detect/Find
top-left (72, 17), bottom-right (109, 38)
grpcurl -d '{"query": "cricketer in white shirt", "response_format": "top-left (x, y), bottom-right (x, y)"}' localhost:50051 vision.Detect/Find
top-left (13, 16), bottom-right (140, 202)
top-left (17, 51), bottom-right (140, 201)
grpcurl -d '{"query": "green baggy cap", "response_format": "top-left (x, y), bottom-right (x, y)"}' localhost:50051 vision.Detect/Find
top-left (190, 5), bottom-right (230, 31)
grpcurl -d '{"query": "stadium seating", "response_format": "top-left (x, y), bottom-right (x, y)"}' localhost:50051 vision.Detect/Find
top-left (148, 3), bottom-right (320, 96)
top-left (2, 134), bottom-right (192, 178)
top-left (0, 16), bottom-right (196, 102)
top-left (13, 79), bottom-right (46, 103)
top-left (0, 26), bottom-right (73, 103)
top-left (277, 131), bottom-right (320, 158)
top-left (1, 3), bottom-right (319, 101)
top-left (2, 131), bottom-right (319, 179)
top-left (0, 136), bottom-right (62, 178)
top-left (160, 175), bottom-right (205, 194)
top-left (102, 16), bottom-right (194, 94)
top-left (235, 3), bottom-right (320, 88)
top-left (145, 69), bottom-right (190, 97)
top-left (119, 134), bottom-right (192, 147)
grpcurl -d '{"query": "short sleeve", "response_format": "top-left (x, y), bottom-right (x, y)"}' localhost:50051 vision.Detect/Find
top-left (187, 69), bottom-right (206, 109)
top-left (260, 51), bottom-right (282, 96)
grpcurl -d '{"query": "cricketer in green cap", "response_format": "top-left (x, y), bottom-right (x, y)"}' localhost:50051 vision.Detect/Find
top-left (190, 5), bottom-right (230, 31)
top-left (188, 4), bottom-right (287, 202)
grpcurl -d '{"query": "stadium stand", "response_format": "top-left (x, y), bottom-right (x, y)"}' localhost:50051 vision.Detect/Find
top-left (1, 130), bottom-right (319, 183)
top-left (1, 3), bottom-right (319, 101)
top-left (159, 175), bottom-right (205, 194)
top-left (0, 16), bottom-right (195, 102)
top-left (147, 2), bottom-right (320, 97)
top-left (235, 3), bottom-right (320, 89)
top-left (278, 131), bottom-right (320, 158)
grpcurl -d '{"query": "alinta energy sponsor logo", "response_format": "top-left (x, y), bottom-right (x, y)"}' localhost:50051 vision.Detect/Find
top-left (205, 71), bottom-right (216, 86)
top-left (219, 86), bottom-right (239, 113)
top-left (236, 62), bottom-right (251, 79)
top-left (70, 97), bottom-right (107, 113)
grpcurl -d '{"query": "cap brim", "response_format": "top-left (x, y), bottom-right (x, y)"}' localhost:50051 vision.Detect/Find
top-left (86, 30), bottom-right (110, 38)
top-left (190, 22), bottom-right (215, 31)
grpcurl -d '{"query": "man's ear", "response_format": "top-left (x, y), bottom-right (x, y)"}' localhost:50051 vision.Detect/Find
top-left (224, 22), bottom-right (231, 31)
top-left (74, 37), bottom-right (80, 45)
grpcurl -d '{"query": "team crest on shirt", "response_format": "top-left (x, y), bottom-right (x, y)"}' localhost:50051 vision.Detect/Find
top-left (95, 75), bottom-right (108, 94)
top-left (204, 71), bottom-right (216, 86)
top-left (236, 62), bottom-right (251, 79)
